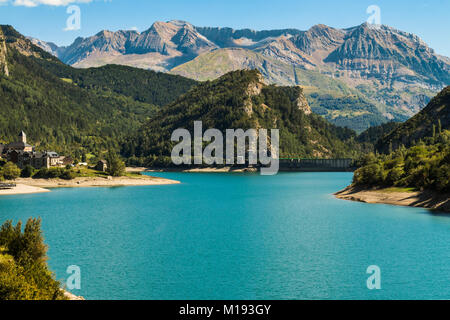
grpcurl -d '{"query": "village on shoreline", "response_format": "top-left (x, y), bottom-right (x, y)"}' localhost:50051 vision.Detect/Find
top-left (0, 131), bottom-right (180, 196)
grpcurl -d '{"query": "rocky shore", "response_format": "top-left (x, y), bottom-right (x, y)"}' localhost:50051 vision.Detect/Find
top-left (335, 185), bottom-right (450, 213)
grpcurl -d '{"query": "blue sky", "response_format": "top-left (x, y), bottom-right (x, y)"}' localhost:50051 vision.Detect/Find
top-left (0, 0), bottom-right (449, 56)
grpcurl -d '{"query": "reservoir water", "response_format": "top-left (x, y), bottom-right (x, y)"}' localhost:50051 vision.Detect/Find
top-left (1, 172), bottom-right (449, 300)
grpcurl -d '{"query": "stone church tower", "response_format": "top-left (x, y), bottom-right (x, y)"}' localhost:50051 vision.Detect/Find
top-left (19, 131), bottom-right (27, 144)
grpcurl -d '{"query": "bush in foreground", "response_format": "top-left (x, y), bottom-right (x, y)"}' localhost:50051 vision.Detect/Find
top-left (0, 218), bottom-right (66, 300)
top-left (1, 162), bottom-right (21, 181)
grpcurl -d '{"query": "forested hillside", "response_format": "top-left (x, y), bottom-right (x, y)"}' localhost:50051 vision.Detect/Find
top-left (376, 86), bottom-right (450, 153)
top-left (354, 130), bottom-right (450, 192)
top-left (357, 122), bottom-right (401, 145)
top-left (122, 70), bottom-right (363, 167)
top-left (35, 61), bottom-right (197, 107)
top-left (353, 88), bottom-right (450, 192)
top-left (0, 25), bottom-right (195, 159)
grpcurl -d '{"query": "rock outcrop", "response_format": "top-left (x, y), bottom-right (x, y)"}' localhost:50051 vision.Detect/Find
top-left (0, 29), bottom-right (9, 77)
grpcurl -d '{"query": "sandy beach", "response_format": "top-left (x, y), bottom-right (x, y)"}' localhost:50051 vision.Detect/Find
top-left (0, 174), bottom-right (179, 196)
top-left (335, 185), bottom-right (450, 213)
top-left (15, 175), bottom-right (179, 188)
top-left (0, 184), bottom-right (50, 196)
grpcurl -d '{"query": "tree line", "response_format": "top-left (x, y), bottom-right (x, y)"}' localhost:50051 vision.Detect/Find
top-left (353, 130), bottom-right (450, 192)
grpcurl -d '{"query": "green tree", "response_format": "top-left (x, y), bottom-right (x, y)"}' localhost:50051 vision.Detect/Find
top-left (353, 130), bottom-right (450, 192)
top-left (1, 162), bottom-right (21, 180)
top-left (106, 151), bottom-right (126, 177)
top-left (385, 166), bottom-right (404, 185)
top-left (353, 163), bottom-right (384, 186)
top-left (0, 218), bottom-right (65, 300)
top-left (21, 165), bottom-right (35, 178)
top-left (60, 169), bottom-right (76, 180)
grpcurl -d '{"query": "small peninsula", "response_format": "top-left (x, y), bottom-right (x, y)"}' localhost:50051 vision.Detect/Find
top-left (335, 186), bottom-right (449, 212)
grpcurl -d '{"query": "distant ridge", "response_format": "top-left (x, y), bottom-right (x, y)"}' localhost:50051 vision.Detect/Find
top-left (376, 86), bottom-right (450, 153)
top-left (37, 21), bottom-right (450, 91)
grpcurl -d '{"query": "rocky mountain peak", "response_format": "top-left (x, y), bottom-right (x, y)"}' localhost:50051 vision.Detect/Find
top-left (146, 21), bottom-right (180, 37)
top-left (168, 20), bottom-right (193, 28)
top-left (96, 29), bottom-right (114, 37)
top-left (324, 23), bottom-right (449, 88)
top-left (292, 24), bottom-right (344, 55)
top-left (28, 37), bottom-right (60, 56)
top-left (130, 20), bottom-right (216, 56)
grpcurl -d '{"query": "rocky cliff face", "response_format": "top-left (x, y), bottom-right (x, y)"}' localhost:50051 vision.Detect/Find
top-left (1, 25), bottom-right (58, 77)
top-left (53, 20), bottom-right (217, 68)
top-left (325, 24), bottom-right (450, 89)
top-left (0, 29), bottom-right (9, 77)
top-left (57, 30), bottom-right (140, 65)
top-left (296, 90), bottom-right (312, 115)
top-left (194, 26), bottom-right (303, 47)
top-left (291, 24), bottom-right (345, 62)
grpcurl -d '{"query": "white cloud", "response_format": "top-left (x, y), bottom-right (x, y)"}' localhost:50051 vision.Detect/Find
top-left (12, 0), bottom-right (92, 7)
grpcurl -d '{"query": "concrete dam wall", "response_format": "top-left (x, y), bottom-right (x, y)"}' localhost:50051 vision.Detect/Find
top-left (278, 158), bottom-right (354, 172)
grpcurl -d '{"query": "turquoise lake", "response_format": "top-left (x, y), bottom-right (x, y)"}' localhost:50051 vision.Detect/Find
top-left (1, 172), bottom-right (450, 300)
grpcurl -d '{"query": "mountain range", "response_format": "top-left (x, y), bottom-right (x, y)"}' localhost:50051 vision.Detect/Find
top-left (30, 20), bottom-right (450, 131)
top-left (1, 23), bottom-right (449, 165)
top-left (0, 23), bottom-right (363, 162)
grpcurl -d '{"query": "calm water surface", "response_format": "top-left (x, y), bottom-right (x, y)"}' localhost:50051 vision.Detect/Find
top-left (1, 172), bottom-right (449, 300)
